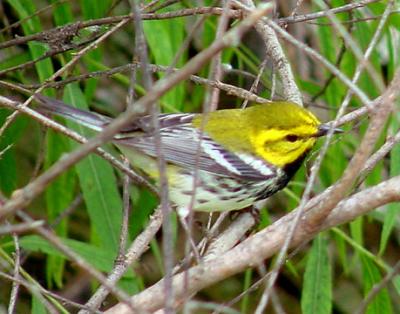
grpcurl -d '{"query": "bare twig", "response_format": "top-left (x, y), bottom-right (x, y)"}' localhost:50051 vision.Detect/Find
top-left (8, 230), bottom-right (21, 314)
top-left (204, 212), bottom-right (256, 261)
top-left (359, 129), bottom-right (400, 182)
top-left (236, 0), bottom-right (303, 105)
top-left (265, 20), bottom-right (371, 106)
top-left (117, 159), bottom-right (131, 261)
top-left (0, 0), bottom-right (69, 34)
top-left (50, 194), bottom-right (84, 228)
top-left (306, 69), bottom-right (399, 226)
top-left (0, 7), bottom-right (242, 50)
top-left (207, 0), bottom-right (232, 111)
top-left (0, 17), bottom-right (131, 140)
top-left (278, 0), bottom-right (380, 25)
top-left (314, 0), bottom-right (385, 93)
top-left (0, 221), bottom-right (44, 235)
top-left (15, 63), bottom-right (269, 103)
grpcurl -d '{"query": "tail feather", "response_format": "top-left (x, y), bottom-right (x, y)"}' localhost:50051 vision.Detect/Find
top-left (35, 95), bottom-right (111, 131)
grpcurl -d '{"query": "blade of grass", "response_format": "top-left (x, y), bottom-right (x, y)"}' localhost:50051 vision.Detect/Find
top-left (301, 234), bottom-right (332, 314)
top-left (64, 83), bottom-right (123, 254)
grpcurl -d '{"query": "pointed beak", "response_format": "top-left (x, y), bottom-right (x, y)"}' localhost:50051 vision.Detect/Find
top-left (315, 123), bottom-right (343, 137)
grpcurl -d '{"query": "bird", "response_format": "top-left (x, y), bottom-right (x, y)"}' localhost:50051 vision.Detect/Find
top-left (35, 95), bottom-right (341, 214)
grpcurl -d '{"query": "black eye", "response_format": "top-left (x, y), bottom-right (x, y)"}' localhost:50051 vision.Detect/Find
top-left (285, 134), bottom-right (299, 142)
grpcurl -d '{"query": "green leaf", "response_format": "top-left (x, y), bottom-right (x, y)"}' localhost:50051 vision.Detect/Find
top-left (350, 216), bottom-right (364, 246)
top-left (143, 3), bottom-right (186, 111)
top-left (0, 110), bottom-right (28, 195)
top-left (332, 228), bottom-right (349, 274)
top-left (240, 269), bottom-right (253, 314)
top-left (392, 275), bottom-right (400, 296)
top-left (50, 0), bottom-right (73, 25)
top-left (64, 84), bottom-right (123, 254)
top-left (301, 234), bottom-right (332, 314)
top-left (130, 186), bottom-right (158, 238)
top-left (18, 235), bottom-right (133, 274)
top-left (361, 255), bottom-right (393, 314)
top-left (80, 0), bottom-right (112, 19)
top-left (31, 295), bottom-right (47, 314)
top-left (44, 130), bottom-right (76, 288)
top-left (314, 3), bottom-right (342, 107)
top-left (7, 0), bottom-right (55, 92)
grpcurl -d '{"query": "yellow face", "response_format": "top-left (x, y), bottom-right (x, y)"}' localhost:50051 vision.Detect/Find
top-left (248, 102), bottom-right (321, 167)
top-left (193, 101), bottom-right (322, 168)
top-left (250, 126), bottom-right (318, 167)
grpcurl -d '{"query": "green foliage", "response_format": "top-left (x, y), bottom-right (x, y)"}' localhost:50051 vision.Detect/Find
top-left (361, 255), bottom-right (393, 314)
top-left (64, 84), bottom-right (124, 253)
top-left (301, 234), bottom-right (332, 314)
top-left (44, 130), bottom-right (76, 287)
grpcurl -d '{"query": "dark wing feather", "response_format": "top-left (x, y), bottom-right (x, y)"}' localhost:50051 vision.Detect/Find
top-left (118, 113), bottom-right (196, 132)
top-left (115, 124), bottom-right (275, 180)
top-left (34, 96), bottom-right (275, 181)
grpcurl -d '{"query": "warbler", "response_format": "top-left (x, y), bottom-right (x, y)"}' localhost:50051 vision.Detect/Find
top-left (36, 96), bottom-right (340, 213)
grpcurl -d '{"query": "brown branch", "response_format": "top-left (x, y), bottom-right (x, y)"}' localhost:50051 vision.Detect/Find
top-left (277, 0), bottom-right (381, 25)
top-left (105, 175), bottom-right (400, 313)
top-left (0, 1), bottom-right (379, 51)
top-left (0, 17), bottom-right (131, 142)
top-left (236, 0), bottom-right (303, 105)
top-left (0, 7), bottom-right (242, 50)
top-left (15, 63), bottom-right (269, 104)
top-left (0, 221), bottom-right (44, 235)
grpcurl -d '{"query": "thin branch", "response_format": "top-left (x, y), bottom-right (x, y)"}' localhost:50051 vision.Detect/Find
top-left (235, 0), bottom-right (303, 105)
top-left (278, 0), bottom-right (381, 25)
top-left (116, 159), bottom-right (131, 261)
top-left (359, 129), bottom-right (400, 182)
top-left (0, 0), bottom-right (69, 35)
top-left (14, 63), bottom-right (269, 103)
top-left (0, 270), bottom-right (102, 313)
top-left (204, 212), bottom-right (256, 261)
top-left (14, 210), bottom-right (139, 311)
top-left (80, 207), bottom-right (163, 313)
top-left (0, 17), bottom-right (131, 141)
top-left (314, 0), bottom-right (385, 94)
top-left (207, 0), bottom-right (232, 111)
top-left (0, 7), bottom-right (242, 50)
top-left (0, 1), bottom-right (380, 51)
top-left (8, 230), bottom-right (21, 314)
top-left (265, 19), bottom-right (372, 106)
top-left (0, 221), bottom-right (44, 235)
